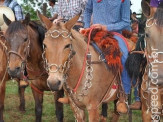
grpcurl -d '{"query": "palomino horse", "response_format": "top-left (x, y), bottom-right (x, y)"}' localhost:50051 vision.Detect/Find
top-left (140, 1), bottom-right (163, 121)
top-left (0, 32), bottom-right (27, 122)
top-left (37, 11), bottom-right (131, 121)
top-left (3, 14), bottom-right (64, 122)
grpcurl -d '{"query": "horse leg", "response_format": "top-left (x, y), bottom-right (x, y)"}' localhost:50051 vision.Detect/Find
top-left (54, 89), bottom-right (64, 122)
top-left (88, 108), bottom-right (100, 122)
top-left (18, 81), bottom-right (26, 112)
top-left (141, 104), bottom-right (151, 122)
top-left (32, 88), bottom-right (43, 122)
top-left (69, 98), bottom-right (85, 122)
top-left (0, 81), bottom-right (6, 122)
top-left (111, 99), bottom-right (120, 122)
top-left (100, 103), bottom-right (108, 122)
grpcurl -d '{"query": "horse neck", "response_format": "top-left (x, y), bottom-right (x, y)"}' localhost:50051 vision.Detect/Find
top-left (67, 31), bottom-right (94, 88)
top-left (27, 27), bottom-right (43, 69)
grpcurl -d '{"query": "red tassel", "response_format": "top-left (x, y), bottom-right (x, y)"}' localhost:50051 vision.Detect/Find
top-left (121, 0), bottom-right (125, 3)
top-left (97, 0), bottom-right (102, 3)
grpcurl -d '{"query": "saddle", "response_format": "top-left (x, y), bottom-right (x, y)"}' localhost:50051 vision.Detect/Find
top-left (81, 28), bottom-right (137, 73)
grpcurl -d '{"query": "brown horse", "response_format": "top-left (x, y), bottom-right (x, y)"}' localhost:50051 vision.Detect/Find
top-left (140, 1), bottom-right (163, 121)
top-left (37, 11), bottom-right (127, 121)
top-left (0, 31), bottom-right (28, 122)
top-left (3, 14), bottom-right (64, 122)
top-left (0, 32), bottom-right (8, 122)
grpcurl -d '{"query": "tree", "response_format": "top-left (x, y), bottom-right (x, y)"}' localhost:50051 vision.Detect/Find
top-left (21, 0), bottom-right (50, 20)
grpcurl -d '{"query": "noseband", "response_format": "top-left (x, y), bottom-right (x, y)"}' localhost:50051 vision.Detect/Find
top-left (42, 29), bottom-right (75, 74)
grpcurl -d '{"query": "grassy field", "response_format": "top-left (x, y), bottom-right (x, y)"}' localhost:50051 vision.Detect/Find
top-left (3, 80), bottom-right (143, 122)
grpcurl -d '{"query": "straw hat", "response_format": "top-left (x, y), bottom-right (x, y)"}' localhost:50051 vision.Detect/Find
top-left (0, 6), bottom-right (15, 31)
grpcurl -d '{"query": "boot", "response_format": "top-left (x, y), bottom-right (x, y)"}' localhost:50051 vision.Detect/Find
top-left (58, 97), bottom-right (69, 104)
top-left (129, 101), bottom-right (141, 110)
top-left (116, 94), bottom-right (128, 114)
top-left (20, 80), bottom-right (29, 88)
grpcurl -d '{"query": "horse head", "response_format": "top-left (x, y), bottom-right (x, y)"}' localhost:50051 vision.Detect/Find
top-left (142, 0), bottom-right (163, 85)
top-left (3, 14), bottom-right (30, 79)
top-left (38, 11), bottom-right (80, 91)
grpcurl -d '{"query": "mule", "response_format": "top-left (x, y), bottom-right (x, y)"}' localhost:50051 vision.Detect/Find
top-left (126, 1), bottom-right (163, 121)
top-left (140, 1), bottom-right (163, 121)
top-left (0, 31), bottom-right (28, 122)
top-left (3, 14), bottom-right (64, 122)
top-left (36, 10), bottom-right (129, 121)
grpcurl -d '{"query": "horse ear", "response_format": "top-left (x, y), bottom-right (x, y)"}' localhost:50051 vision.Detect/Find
top-left (65, 11), bottom-right (81, 31)
top-left (141, 0), bottom-right (151, 17)
top-left (23, 13), bottom-right (30, 25)
top-left (37, 10), bottom-right (52, 30)
top-left (3, 14), bottom-right (12, 26)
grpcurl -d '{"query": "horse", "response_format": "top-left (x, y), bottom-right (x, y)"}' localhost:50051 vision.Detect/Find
top-left (140, 1), bottom-right (163, 121)
top-left (126, 1), bottom-right (163, 121)
top-left (36, 10), bottom-right (136, 121)
top-left (0, 31), bottom-right (8, 122)
top-left (0, 31), bottom-right (29, 122)
top-left (3, 14), bottom-right (64, 122)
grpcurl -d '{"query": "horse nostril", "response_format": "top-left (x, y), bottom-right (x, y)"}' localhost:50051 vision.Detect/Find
top-left (56, 81), bottom-right (61, 86)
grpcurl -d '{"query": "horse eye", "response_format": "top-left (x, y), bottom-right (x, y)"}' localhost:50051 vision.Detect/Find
top-left (64, 44), bottom-right (71, 49)
top-left (24, 38), bottom-right (28, 42)
top-left (145, 33), bottom-right (149, 38)
top-left (43, 44), bottom-right (47, 49)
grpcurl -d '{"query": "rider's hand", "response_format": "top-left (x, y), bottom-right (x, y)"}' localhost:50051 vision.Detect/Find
top-left (90, 24), bottom-right (107, 31)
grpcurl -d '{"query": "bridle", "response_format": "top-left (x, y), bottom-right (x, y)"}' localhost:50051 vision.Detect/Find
top-left (8, 38), bottom-right (31, 71)
top-left (42, 29), bottom-right (75, 74)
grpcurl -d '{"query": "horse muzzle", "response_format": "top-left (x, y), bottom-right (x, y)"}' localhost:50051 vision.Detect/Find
top-left (8, 67), bottom-right (22, 79)
top-left (47, 78), bottom-right (63, 91)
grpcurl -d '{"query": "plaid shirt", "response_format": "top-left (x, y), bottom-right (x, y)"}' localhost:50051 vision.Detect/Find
top-left (4, 0), bottom-right (24, 21)
top-left (58, 0), bottom-right (86, 22)
top-left (50, 4), bottom-right (58, 17)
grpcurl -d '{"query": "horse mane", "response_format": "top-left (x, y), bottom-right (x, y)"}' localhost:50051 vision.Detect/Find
top-left (154, 2), bottom-right (163, 26)
top-left (29, 21), bottom-right (46, 47)
top-left (5, 21), bottom-right (27, 36)
top-left (125, 35), bottom-right (147, 81)
top-left (5, 20), bottom-right (46, 48)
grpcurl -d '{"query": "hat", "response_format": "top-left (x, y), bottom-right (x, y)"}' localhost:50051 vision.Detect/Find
top-left (0, 6), bottom-right (15, 31)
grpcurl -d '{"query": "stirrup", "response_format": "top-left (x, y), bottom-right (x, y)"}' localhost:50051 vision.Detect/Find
top-left (116, 101), bottom-right (129, 114)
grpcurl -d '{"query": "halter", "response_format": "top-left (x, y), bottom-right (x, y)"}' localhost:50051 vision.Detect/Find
top-left (42, 29), bottom-right (75, 74)
top-left (8, 39), bottom-right (31, 70)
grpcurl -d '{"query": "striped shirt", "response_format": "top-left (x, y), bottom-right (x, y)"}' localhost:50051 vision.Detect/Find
top-left (84, 0), bottom-right (131, 33)
top-left (4, 0), bottom-right (24, 21)
top-left (58, 0), bottom-right (86, 22)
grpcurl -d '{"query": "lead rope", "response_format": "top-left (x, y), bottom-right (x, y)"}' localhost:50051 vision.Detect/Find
top-left (73, 27), bottom-right (94, 93)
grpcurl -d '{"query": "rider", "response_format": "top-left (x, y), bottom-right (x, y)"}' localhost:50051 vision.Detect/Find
top-left (150, 0), bottom-right (163, 12)
top-left (48, 0), bottom-right (58, 21)
top-left (4, 0), bottom-right (24, 21)
top-left (83, 0), bottom-right (138, 113)
top-left (53, 0), bottom-right (87, 31)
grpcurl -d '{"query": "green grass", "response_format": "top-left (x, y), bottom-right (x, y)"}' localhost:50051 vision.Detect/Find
top-left (3, 80), bottom-right (143, 122)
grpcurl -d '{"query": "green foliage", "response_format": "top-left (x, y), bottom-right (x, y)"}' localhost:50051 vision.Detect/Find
top-left (21, 0), bottom-right (51, 20)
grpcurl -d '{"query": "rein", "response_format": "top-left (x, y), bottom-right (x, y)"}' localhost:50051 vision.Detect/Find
top-left (73, 28), bottom-right (94, 92)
